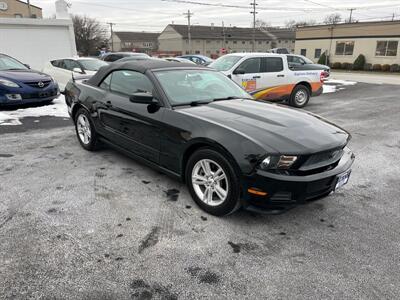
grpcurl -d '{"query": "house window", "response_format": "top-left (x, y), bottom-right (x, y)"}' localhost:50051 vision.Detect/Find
top-left (278, 40), bottom-right (281, 43)
top-left (233, 41), bottom-right (237, 44)
top-left (195, 50), bottom-right (200, 54)
top-left (314, 48), bottom-right (322, 58)
top-left (225, 40), bottom-right (229, 44)
top-left (242, 41), bottom-right (246, 44)
top-left (266, 41), bottom-right (270, 44)
top-left (300, 49), bottom-right (307, 56)
top-left (335, 41), bottom-right (354, 55)
top-left (376, 41), bottom-right (398, 57)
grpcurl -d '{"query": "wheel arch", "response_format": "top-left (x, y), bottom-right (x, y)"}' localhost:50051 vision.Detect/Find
top-left (181, 138), bottom-right (241, 183)
top-left (294, 81), bottom-right (312, 94)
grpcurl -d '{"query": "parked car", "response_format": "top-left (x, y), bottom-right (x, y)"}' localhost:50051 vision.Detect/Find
top-left (0, 53), bottom-right (59, 106)
top-left (177, 55), bottom-right (213, 66)
top-left (286, 54), bottom-right (330, 78)
top-left (43, 57), bottom-right (108, 92)
top-left (65, 60), bottom-right (354, 216)
top-left (101, 52), bottom-right (150, 63)
top-left (209, 53), bottom-right (325, 108)
top-left (117, 56), bottom-right (160, 63)
top-left (267, 48), bottom-right (290, 54)
top-left (163, 57), bottom-right (196, 64)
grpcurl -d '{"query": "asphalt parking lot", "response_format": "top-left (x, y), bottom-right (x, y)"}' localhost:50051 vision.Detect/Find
top-left (1, 81), bottom-right (400, 299)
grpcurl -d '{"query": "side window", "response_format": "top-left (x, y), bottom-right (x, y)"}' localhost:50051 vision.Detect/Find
top-left (109, 70), bottom-right (154, 96)
top-left (237, 58), bottom-right (261, 73)
top-left (262, 57), bottom-right (284, 72)
top-left (104, 55), bottom-right (116, 62)
top-left (287, 56), bottom-right (294, 63)
top-left (100, 73), bottom-right (112, 90)
top-left (51, 60), bottom-right (60, 67)
top-left (64, 60), bottom-right (81, 71)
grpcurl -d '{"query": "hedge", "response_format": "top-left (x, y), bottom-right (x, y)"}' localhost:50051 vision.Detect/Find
top-left (372, 64), bottom-right (382, 71)
top-left (390, 64), bottom-right (400, 72)
top-left (353, 54), bottom-right (366, 71)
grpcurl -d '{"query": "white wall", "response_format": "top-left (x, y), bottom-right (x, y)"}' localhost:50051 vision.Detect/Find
top-left (0, 18), bottom-right (77, 70)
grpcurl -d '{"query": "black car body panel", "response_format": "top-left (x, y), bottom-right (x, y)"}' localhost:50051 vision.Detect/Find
top-left (65, 61), bottom-right (354, 213)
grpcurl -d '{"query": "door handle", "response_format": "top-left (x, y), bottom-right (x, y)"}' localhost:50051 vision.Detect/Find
top-left (252, 75), bottom-right (261, 79)
top-left (277, 74), bottom-right (285, 77)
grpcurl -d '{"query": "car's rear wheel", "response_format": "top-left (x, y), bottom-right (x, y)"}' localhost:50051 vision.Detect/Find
top-left (289, 85), bottom-right (310, 108)
top-left (74, 108), bottom-right (99, 151)
top-left (186, 148), bottom-right (241, 216)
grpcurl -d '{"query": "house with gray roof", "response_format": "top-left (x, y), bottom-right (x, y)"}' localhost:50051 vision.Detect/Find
top-left (112, 31), bottom-right (159, 54)
top-left (157, 24), bottom-right (295, 57)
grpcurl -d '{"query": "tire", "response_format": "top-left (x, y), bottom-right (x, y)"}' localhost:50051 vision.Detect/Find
top-left (185, 148), bottom-right (241, 216)
top-left (289, 85), bottom-right (310, 108)
top-left (74, 108), bottom-right (99, 151)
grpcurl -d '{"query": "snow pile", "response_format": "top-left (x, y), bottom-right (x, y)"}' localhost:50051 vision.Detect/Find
top-left (0, 95), bottom-right (69, 126)
top-left (323, 79), bottom-right (358, 94)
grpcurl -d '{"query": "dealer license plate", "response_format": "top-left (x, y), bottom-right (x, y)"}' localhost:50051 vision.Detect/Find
top-left (335, 170), bottom-right (351, 190)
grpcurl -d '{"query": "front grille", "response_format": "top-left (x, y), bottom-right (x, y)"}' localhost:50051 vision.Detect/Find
top-left (21, 89), bottom-right (58, 99)
top-left (24, 80), bottom-right (51, 89)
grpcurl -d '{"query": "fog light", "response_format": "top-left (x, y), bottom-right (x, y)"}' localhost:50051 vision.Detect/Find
top-left (6, 94), bottom-right (22, 100)
top-left (248, 188), bottom-right (268, 196)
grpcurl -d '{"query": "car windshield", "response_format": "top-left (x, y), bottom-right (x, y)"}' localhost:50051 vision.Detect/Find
top-left (79, 59), bottom-right (108, 71)
top-left (154, 69), bottom-right (252, 106)
top-left (300, 55), bottom-right (314, 64)
top-left (209, 55), bottom-right (242, 71)
top-left (0, 55), bottom-right (28, 71)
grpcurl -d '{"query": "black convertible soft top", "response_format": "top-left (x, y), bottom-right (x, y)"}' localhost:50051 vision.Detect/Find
top-left (87, 59), bottom-right (207, 87)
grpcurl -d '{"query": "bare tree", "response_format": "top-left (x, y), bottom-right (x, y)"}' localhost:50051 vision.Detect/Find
top-left (255, 19), bottom-right (272, 29)
top-left (324, 13), bottom-right (342, 25)
top-left (72, 15), bottom-right (108, 56)
top-left (284, 20), bottom-right (297, 28)
top-left (295, 19), bottom-right (317, 27)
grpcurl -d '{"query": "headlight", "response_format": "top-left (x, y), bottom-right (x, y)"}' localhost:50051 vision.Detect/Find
top-left (0, 78), bottom-right (20, 88)
top-left (259, 155), bottom-right (298, 170)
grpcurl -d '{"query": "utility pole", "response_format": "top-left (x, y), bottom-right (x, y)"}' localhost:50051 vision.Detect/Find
top-left (183, 10), bottom-right (193, 54)
top-left (348, 8), bottom-right (355, 23)
top-left (222, 21), bottom-right (226, 51)
top-left (27, 0), bottom-right (32, 17)
top-left (107, 22), bottom-right (116, 52)
top-left (392, 13), bottom-right (395, 21)
top-left (250, 0), bottom-right (258, 52)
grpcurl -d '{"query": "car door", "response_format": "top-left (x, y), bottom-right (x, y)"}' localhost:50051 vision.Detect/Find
top-left (48, 60), bottom-right (71, 91)
top-left (230, 57), bottom-right (262, 93)
top-left (96, 70), bottom-right (164, 163)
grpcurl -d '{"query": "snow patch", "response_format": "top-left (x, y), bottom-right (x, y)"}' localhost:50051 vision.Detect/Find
top-left (323, 85), bottom-right (337, 94)
top-left (325, 79), bottom-right (357, 86)
top-left (0, 95), bottom-right (69, 126)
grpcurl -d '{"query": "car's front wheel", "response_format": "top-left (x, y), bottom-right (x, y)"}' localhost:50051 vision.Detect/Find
top-left (289, 85), bottom-right (310, 108)
top-left (74, 108), bottom-right (99, 151)
top-left (186, 148), bottom-right (241, 216)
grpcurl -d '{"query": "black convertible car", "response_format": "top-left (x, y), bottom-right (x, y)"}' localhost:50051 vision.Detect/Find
top-left (65, 60), bottom-right (354, 216)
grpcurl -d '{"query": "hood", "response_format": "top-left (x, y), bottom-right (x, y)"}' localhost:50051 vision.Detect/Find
top-left (179, 100), bottom-right (349, 155)
top-left (0, 69), bottom-right (52, 82)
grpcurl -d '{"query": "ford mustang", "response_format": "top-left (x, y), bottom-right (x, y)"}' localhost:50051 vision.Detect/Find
top-left (0, 53), bottom-right (59, 106)
top-left (65, 60), bottom-right (355, 216)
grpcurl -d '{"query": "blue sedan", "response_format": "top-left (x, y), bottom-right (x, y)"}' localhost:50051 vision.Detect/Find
top-left (0, 53), bottom-right (59, 106)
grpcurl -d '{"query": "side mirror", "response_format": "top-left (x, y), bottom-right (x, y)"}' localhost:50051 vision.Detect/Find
top-left (24, 64), bottom-right (30, 69)
top-left (73, 67), bottom-right (84, 74)
top-left (233, 68), bottom-right (245, 75)
top-left (129, 92), bottom-right (154, 104)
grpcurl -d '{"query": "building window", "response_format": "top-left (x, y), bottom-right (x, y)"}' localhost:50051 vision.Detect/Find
top-left (14, 14), bottom-right (23, 18)
top-left (376, 41), bottom-right (398, 57)
top-left (278, 40), bottom-right (281, 43)
top-left (292, 40), bottom-right (295, 43)
top-left (242, 41), bottom-right (246, 44)
top-left (196, 40), bottom-right (201, 43)
top-left (285, 40), bottom-right (288, 43)
top-left (300, 49), bottom-right (307, 56)
top-left (206, 50), bottom-right (211, 54)
top-left (233, 41), bottom-right (237, 44)
top-left (225, 40), bottom-right (229, 44)
top-left (335, 41), bottom-right (354, 55)
top-left (258, 41), bottom-right (262, 45)
top-left (266, 41), bottom-right (269, 44)
top-left (185, 50), bottom-right (190, 54)
top-left (314, 48), bottom-right (322, 58)
top-left (206, 40), bottom-right (211, 44)
top-left (31, 14), bottom-right (37, 18)
top-left (195, 50), bottom-right (200, 54)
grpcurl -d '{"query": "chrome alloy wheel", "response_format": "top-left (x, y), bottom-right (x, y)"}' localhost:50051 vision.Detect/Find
top-left (76, 114), bottom-right (91, 145)
top-left (295, 89), bottom-right (308, 105)
top-left (191, 159), bottom-right (229, 206)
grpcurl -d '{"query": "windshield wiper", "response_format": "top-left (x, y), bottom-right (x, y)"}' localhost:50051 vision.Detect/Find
top-left (173, 100), bottom-right (212, 107)
top-left (212, 96), bottom-right (254, 101)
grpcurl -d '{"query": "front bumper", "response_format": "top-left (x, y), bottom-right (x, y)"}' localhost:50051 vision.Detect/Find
top-left (0, 85), bottom-right (59, 106)
top-left (241, 147), bottom-right (355, 213)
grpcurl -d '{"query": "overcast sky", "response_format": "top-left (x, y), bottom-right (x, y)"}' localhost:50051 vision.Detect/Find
top-left (34, 0), bottom-right (400, 32)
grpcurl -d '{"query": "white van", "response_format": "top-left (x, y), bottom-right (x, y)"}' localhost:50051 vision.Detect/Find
top-left (209, 53), bottom-right (325, 108)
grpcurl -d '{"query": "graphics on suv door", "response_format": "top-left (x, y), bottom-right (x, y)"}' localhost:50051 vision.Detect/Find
top-left (98, 70), bottom-right (162, 163)
top-left (234, 57), bottom-right (261, 92)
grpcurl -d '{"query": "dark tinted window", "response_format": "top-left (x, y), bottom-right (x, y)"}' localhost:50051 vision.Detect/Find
top-left (262, 57), bottom-right (283, 72)
top-left (237, 58), bottom-right (261, 73)
top-left (104, 54), bottom-right (122, 62)
top-left (108, 70), bottom-right (154, 96)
